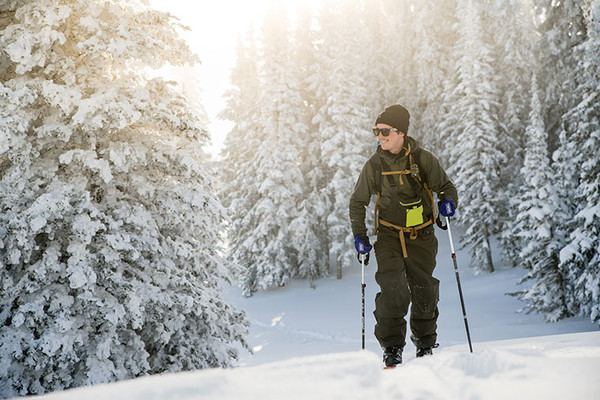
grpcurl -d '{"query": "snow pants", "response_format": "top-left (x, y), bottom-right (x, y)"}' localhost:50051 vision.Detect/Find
top-left (373, 224), bottom-right (440, 350)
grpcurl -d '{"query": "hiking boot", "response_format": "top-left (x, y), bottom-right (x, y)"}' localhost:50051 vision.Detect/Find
top-left (416, 343), bottom-right (439, 358)
top-left (383, 346), bottom-right (403, 367)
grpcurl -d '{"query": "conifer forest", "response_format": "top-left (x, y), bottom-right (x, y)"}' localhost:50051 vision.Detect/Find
top-left (220, 0), bottom-right (600, 327)
top-left (0, 0), bottom-right (598, 397)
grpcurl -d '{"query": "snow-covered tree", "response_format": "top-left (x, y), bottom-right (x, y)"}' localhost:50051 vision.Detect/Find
top-left (218, 30), bottom-right (263, 283)
top-left (556, 0), bottom-right (600, 325)
top-left (363, 0), bottom-right (405, 112)
top-left (227, 6), bottom-right (307, 295)
top-left (445, 0), bottom-right (506, 273)
top-left (510, 75), bottom-right (569, 321)
top-left (0, 1), bottom-right (247, 397)
top-left (289, 5), bottom-right (330, 284)
top-left (533, 0), bottom-right (587, 151)
top-left (492, 0), bottom-right (535, 145)
top-left (311, 0), bottom-right (374, 278)
top-left (407, 0), bottom-right (458, 155)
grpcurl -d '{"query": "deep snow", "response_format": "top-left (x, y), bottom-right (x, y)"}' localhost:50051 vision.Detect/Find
top-left (20, 229), bottom-right (600, 400)
top-left (27, 332), bottom-right (600, 400)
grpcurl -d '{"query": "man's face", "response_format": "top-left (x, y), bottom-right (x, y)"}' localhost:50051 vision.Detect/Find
top-left (376, 123), bottom-right (405, 154)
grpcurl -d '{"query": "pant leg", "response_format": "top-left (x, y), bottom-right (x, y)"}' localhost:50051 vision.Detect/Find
top-left (404, 226), bottom-right (440, 349)
top-left (373, 229), bottom-right (410, 349)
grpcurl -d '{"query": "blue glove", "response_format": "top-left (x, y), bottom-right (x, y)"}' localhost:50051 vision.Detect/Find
top-left (354, 234), bottom-right (372, 254)
top-left (438, 199), bottom-right (455, 217)
top-left (354, 234), bottom-right (372, 265)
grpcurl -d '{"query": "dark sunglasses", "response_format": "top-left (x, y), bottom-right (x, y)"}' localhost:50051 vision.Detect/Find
top-left (372, 128), bottom-right (399, 137)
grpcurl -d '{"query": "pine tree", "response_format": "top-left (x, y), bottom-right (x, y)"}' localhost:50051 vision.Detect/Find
top-left (409, 0), bottom-right (459, 155)
top-left (289, 5), bottom-right (330, 283)
top-left (364, 0), bottom-right (405, 111)
top-left (0, 1), bottom-right (248, 397)
top-left (229, 6), bottom-right (307, 295)
top-left (510, 75), bottom-right (569, 321)
top-left (556, 0), bottom-right (600, 325)
top-left (492, 0), bottom-right (538, 267)
top-left (533, 0), bottom-right (587, 151)
top-left (492, 0), bottom-right (535, 144)
top-left (446, 0), bottom-right (506, 273)
top-left (218, 30), bottom-right (263, 284)
top-left (311, 0), bottom-right (374, 278)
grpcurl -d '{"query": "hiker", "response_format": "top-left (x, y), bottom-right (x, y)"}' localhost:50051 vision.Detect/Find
top-left (349, 104), bottom-right (458, 367)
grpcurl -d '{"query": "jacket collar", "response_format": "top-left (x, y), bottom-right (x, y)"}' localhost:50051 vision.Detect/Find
top-left (377, 136), bottom-right (419, 163)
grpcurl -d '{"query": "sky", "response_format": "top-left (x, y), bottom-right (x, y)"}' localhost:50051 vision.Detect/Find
top-left (148, 0), bottom-right (322, 157)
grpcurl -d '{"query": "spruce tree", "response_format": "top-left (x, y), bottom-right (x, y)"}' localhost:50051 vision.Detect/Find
top-left (312, 0), bottom-right (374, 278)
top-left (510, 75), bottom-right (569, 321)
top-left (446, 0), bottom-right (506, 273)
top-left (410, 0), bottom-right (459, 155)
top-left (219, 30), bottom-right (263, 284)
top-left (533, 0), bottom-right (587, 151)
top-left (366, 0), bottom-right (408, 111)
top-left (0, 1), bottom-right (247, 397)
top-left (232, 6), bottom-right (307, 295)
top-left (556, 0), bottom-right (600, 324)
top-left (290, 5), bottom-right (330, 283)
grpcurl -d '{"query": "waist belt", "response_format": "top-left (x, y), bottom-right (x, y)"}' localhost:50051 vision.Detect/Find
top-left (378, 218), bottom-right (433, 259)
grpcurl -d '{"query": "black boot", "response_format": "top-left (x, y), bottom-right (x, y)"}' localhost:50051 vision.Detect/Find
top-left (383, 346), bottom-right (403, 367)
top-left (416, 343), bottom-right (439, 358)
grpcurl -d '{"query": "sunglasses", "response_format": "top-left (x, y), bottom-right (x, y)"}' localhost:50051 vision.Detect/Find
top-left (372, 128), bottom-right (399, 137)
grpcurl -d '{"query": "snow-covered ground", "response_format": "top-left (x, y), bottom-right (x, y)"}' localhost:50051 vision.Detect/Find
top-left (29, 332), bottom-right (600, 400)
top-left (22, 232), bottom-right (600, 400)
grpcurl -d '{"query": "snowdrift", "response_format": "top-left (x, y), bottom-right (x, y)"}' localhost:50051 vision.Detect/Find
top-left (24, 331), bottom-right (600, 400)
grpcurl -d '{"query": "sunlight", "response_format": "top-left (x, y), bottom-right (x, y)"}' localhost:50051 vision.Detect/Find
top-left (148, 0), bottom-right (324, 157)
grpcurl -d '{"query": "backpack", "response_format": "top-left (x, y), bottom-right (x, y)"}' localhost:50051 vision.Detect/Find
top-left (369, 146), bottom-right (446, 238)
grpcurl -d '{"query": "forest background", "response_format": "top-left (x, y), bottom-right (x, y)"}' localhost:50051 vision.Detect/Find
top-left (219, 0), bottom-right (600, 328)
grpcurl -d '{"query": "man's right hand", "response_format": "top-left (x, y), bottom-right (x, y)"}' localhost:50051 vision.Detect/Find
top-left (354, 234), bottom-right (372, 265)
top-left (354, 234), bottom-right (372, 254)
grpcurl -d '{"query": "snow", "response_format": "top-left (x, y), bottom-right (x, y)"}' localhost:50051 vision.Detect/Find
top-left (21, 230), bottom-right (599, 400)
top-left (23, 334), bottom-right (600, 400)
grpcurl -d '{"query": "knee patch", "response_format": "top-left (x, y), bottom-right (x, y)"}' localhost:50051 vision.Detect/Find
top-left (410, 282), bottom-right (439, 319)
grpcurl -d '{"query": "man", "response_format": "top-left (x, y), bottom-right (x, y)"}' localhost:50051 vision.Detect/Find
top-left (349, 104), bottom-right (457, 367)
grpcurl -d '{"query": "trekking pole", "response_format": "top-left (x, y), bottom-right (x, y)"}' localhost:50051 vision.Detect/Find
top-left (361, 253), bottom-right (366, 350)
top-left (445, 216), bottom-right (473, 353)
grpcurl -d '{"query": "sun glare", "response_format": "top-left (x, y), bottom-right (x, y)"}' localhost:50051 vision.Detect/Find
top-left (148, 0), bottom-right (324, 156)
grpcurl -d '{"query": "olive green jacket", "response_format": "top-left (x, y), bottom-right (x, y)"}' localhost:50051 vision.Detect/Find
top-left (349, 137), bottom-right (458, 236)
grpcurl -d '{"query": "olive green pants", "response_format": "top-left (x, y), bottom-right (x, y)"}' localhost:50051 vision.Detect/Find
top-left (373, 225), bottom-right (440, 350)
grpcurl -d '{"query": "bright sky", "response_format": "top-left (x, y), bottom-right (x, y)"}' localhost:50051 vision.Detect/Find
top-left (148, 0), bottom-right (322, 157)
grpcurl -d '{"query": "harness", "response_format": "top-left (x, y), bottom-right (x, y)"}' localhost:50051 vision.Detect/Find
top-left (370, 145), bottom-right (438, 258)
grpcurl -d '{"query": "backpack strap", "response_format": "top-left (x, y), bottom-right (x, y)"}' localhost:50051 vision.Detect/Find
top-left (369, 153), bottom-right (383, 235)
top-left (410, 149), bottom-right (446, 230)
top-left (370, 153), bottom-right (383, 195)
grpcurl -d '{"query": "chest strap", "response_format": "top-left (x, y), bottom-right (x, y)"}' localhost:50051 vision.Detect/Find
top-left (382, 169), bottom-right (412, 185)
top-left (378, 218), bottom-right (433, 259)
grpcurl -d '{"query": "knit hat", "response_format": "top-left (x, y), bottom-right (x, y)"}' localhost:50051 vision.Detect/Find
top-left (375, 104), bottom-right (410, 134)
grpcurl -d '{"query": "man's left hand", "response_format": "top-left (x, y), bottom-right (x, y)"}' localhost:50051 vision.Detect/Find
top-left (438, 199), bottom-right (455, 217)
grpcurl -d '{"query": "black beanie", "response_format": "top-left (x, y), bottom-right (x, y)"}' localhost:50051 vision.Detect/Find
top-left (375, 104), bottom-right (410, 134)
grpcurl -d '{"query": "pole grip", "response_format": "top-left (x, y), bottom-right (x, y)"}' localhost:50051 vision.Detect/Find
top-left (446, 216), bottom-right (456, 254)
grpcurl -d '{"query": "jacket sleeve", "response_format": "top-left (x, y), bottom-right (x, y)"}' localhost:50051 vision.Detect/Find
top-left (349, 160), bottom-right (375, 236)
top-left (420, 149), bottom-right (458, 208)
